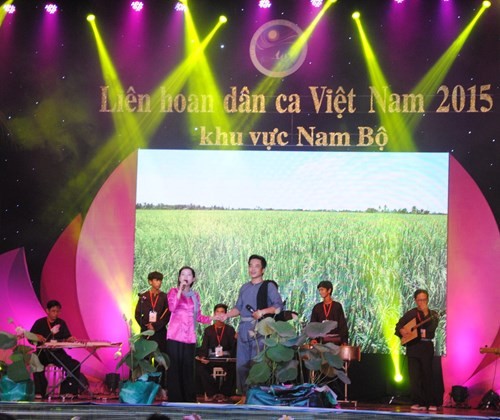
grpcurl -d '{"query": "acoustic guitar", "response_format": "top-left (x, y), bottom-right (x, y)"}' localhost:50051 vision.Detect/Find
top-left (400, 313), bottom-right (438, 345)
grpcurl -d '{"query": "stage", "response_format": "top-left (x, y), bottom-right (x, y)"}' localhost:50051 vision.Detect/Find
top-left (0, 399), bottom-right (499, 420)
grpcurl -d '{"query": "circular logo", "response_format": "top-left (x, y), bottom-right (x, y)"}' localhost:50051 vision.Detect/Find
top-left (249, 19), bottom-right (308, 78)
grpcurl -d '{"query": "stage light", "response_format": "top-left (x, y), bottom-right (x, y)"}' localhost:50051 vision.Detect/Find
top-left (3, 4), bottom-right (15, 14)
top-left (311, 0), bottom-right (323, 7)
top-left (451, 385), bottom-right (468, 404)
top-left (44, 3), bottom-right (58, 14)
top-left (86, 14), bottom-right (95, 22)
top-left (394, 373), bottom-right (403, 382)
top-left (482, 1), bottom-right (491, 8)
top-left (352, 11), bottom-right (360, 19)
top-left (259, 0), bottom-right (272, 9)
top-left (219, 15), bottom-right (227, 24)
top-left (394, 0), bottom-right (404, 4)
top-left (130, 1), bottom-right (143, 12)
top-left (174, 2), bottom-right (187, 12)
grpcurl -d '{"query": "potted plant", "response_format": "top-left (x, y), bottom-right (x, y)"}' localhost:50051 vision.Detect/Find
top-left (245, 317), bottom-right (349, 407)
top-left (0, 324), bottom-right (43, 401)
top-left (115, 319), bottom-right (170, 404)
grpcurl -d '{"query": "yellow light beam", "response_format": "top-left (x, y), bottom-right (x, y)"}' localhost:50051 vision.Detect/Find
top-left (233, 0), bottom-right (335, 134)
top-left (406, 4), bottom-right (490, 132)
top-left (353, 15), bottom-right (415, 152)
top-left (0, 0), bottom-right (14, 27)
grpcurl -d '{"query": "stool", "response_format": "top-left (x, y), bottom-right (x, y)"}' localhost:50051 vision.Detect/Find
top-left (45, 364), bottom-right (65, 396)
top-left (212, 367), bottom-right (226, 387)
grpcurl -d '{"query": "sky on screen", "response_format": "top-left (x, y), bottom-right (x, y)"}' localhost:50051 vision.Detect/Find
top-left (137, 150), bottom-right (449, 213)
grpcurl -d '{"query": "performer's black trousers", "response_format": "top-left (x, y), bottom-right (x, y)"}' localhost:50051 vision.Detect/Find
top-left (407, 341), bottom-right (436, 407)
top-left (34, 349), bottom-right (80, 396)
top-left (166, 339), bottom-right (196, 402)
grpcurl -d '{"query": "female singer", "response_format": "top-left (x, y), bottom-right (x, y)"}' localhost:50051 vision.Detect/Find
top-left (166, 266), bottom-right (213, 402)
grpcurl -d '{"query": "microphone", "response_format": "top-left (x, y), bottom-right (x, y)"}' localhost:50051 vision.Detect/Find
top-left (246, 304), bottom-right (255, 314)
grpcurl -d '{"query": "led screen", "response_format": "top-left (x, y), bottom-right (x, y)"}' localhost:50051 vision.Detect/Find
top-left (134, 150), bottom-right (448, 354)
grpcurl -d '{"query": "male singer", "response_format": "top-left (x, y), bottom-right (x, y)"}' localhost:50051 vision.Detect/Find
top-left (221, 255), bottom-right (283, 395)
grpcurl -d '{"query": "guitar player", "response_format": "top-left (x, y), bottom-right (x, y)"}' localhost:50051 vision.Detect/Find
top-left (395, 289), bottom-right (439, 412)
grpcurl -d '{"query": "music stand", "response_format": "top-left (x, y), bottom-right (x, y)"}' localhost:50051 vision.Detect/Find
top-left (337, 345), bottom-right (361, 408)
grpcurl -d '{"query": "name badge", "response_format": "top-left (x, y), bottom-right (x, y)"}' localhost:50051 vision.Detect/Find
top-left (215, 345), bottom-right (223, 357)
top-left (420, 328), bottom-right (426, 338)
top-left (149, 311), bottom-right (157, 323)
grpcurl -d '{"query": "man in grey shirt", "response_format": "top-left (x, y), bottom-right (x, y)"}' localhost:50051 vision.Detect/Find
top-left (221, 255), bottom-right (283, 395)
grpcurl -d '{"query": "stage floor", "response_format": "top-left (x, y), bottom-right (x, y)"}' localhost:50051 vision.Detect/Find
top-left (0, 397), bottom-right (498, 420)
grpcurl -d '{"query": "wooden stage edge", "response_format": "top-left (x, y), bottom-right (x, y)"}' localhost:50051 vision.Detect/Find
top-left (0, 399), bottom-right (499, 420)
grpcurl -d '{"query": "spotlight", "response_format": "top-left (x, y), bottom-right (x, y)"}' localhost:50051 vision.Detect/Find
top-left (482, 0), bottom-right (491, 7)
top-left (174, 2), bottom-right (187, 12)
top-left (451, 385), bottom-right (468, 406)
top-left (311, 0), bottom-right (323, 7)
top-left (259, 0), bottom-right (272, 9)
top-left (394, 0), bottom-right (404, 4)
top-left (130, 1), bottom-right (143, 12)
top-left (352, 11), bottom-right (360, 19)
top-left (219, 15), bottom-right (227, 24)
top-left (394, 373), bottom-right (403, 382)
top-left (478, 389), bottom-right (499, 410)
top-left (86, 14), bottom-right (95, 22)
top-left (3, 4), bottom-right (16, 14)
top-left (44, 4), bottom-right (58, 14)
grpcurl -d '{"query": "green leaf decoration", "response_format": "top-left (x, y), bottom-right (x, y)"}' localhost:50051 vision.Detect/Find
top-left (23, 330), bottom-right (40, 342)
top-left (247, 361), bottom-right (271, 385)
top-left (153, 351), bottom-right (170, 369)
top-left (320, 362), bottom-right (337, 378)
top-left (7, 360), bottom-right (30, 382)
top-left (323, 352), bottom-right (344, 369)
top-left (272, 321), bottom-right (297, 338)
top-left (0, 332), bottom-right (17, 349)
top-left (303, 357), bottom-right (322, 372)
top-left (264, 336), bottom-right (278, 347)
top-left (30, 353), bottom-right (45, 373)
top-left (283, 333), bottom-right (308, 348)
top-left (276, 359), bottom-right (299, 382)
top-left (255, 317), bottom-right (276, 337)
top-left (134, 339), bottom-right (158, 359)
top-left (335, 369), bottom-right (351, 384)
top-left (266, 344), bottom-right (295, 363)
top-left (304, 321), bottom-right (337, 338)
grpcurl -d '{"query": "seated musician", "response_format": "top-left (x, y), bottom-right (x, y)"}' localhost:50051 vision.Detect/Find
top-left (310, 280), bottom-right (348, 345)
top-left (30, 300), bottom-right (81, 397)
top-left (195, 304), bottom-right (237, 402)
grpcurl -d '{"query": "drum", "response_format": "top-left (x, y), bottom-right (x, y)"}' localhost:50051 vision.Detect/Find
top-left (339, 345), bottom-right (361, 362)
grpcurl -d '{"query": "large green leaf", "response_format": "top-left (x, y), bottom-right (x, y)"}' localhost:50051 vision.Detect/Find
top-left (272, 321), bottom-right (297, 338)
top-left (283, 333), bottom-right (308, 348)
top-left (255, 317), bottom-right (276, 337)
top-left (23, 331), bottom-right (40, 342)
top-left (7, 360), bottom-right (30, 382)
top-left (303, 357), bottom-right (322, 372)
top-left (246, 361), bottom-right (271, 385)
top-left (304, 321), bottom-right (337, 338)
top-left (276, 360), bottom-right (299, 383)
top-left (0, 332), bottom-right (17, 349)
top-left (335, 369), bottom-right (351, 384)
top-left (153, 351), bottom-right (170, 369)
top-left (264, 336), bottom-right (278, 347)
top-left (134, 339), bottom-right (158, 359)
top-left (323, 352), bottom-right (344, 369)
top-left (266, 344), bottom-right (295, 363)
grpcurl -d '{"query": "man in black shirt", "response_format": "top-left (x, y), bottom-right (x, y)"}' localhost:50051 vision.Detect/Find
top-left (310, 280), bottom-right (348, 345)
top-left (395, 289), bottom-right (439, 412)
top-left (196, 304), bottom-right (237, 402)
top-left (30, 300), bottom-right (81, 397)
